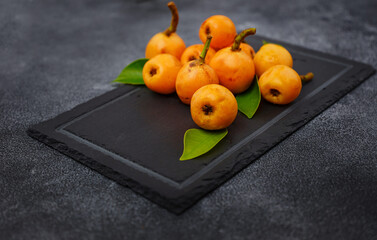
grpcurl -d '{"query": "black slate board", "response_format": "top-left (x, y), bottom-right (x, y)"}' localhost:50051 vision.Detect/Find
top-left (27, 36), bottom-right (375, 214)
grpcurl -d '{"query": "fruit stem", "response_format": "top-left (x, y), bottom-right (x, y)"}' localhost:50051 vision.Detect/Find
top-left (163, 2), bottom-right (179, 36)
top-left (199, 35), bottom-right (212, 64)
top-left (300, 72), bottom-right (314, 82)
top-left (231, 28), bottom-right (256, 51)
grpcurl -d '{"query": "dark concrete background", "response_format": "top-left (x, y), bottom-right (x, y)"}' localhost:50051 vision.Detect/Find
top-left (1, 0), bottom-right (376, 239)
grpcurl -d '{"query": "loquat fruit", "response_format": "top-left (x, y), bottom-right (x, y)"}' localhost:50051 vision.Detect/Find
top-left (176, 36), bottom-right (219, 105)
top-left (191, 84), bottom-right (238, 130)
top-left (180, 44), bottom-right (216, 65)
top-left (253, 43), bottom-right (293, 77)
top-left (145, 2), bottom-right (186, 59)
top-left (209, 28), bottom-right (256, 94)
top-left (198, 15), bottom-right (237, 50)
top-left (259, 65), bottom-right (302, 105)
top-left (142, 54), bottom-right (182, 94)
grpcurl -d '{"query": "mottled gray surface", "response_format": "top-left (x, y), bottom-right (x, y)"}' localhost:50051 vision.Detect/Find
top-left (1, 0), bottom-right (376, 239)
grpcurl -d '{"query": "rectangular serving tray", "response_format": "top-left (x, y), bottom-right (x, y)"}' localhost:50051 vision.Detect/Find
top-left (27, 36), bottom-right (375, 214)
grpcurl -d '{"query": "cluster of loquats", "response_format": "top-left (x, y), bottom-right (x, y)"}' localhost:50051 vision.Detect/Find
top-left (254, 43), bottom-right (313, 105)
top-left (142, 2), bottom-right (313, 131)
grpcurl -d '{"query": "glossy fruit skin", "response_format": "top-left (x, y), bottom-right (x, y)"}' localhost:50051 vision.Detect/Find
top-left (142, 54), bottom-right (182, 94)
top-left (191, 84), bottom-right (238, 130)
top-left (259, 65), bottom-right (302, 105)
top-left (253, 43), bottom-right (293, 77)
top-left (199, 15), bottom-right (237, 50)
top-left (239, 42), bottom-right (255, 58)
top-left (209, 48), bottom-right (255, 94)
top-left (180, 44), bottom-right (216, 65)
top-left (145, 32), bottom-right (186, 59)
top-left (176, 60), bottom-right (219, 105)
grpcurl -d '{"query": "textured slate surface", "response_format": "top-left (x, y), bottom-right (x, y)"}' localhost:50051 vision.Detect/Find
top-left (27, 35), bottom-right (374, 214)
top-left (1, 0), bottom-right (377, 239)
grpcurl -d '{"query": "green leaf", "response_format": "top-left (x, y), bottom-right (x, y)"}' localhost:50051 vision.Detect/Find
top-left (112, 58), bottom-right (149, 85)
top-left (236, 76), bottom-right (261, 118)
top-left (180, 128), bottom-right (228, 161)
top-left (262, 40), bottom-right (270, 45)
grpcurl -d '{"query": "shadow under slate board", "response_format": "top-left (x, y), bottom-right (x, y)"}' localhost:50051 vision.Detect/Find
top-left (27, 36), bottom-right (375, 214)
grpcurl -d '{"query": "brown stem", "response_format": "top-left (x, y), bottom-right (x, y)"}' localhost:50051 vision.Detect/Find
top-left (199, 35), bottom-right (212, 64)
top-left (163, 2), bottom-right (179, 36)
top-left (300, 72), bottom-right (314, 82)
top-left (231, 28), bottom-right (256, 51)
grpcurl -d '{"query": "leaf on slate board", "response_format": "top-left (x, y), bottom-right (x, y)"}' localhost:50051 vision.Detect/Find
top-left (180, 128), bottom-right (228, 161)
top-left (112, 58), bottom-right (148, 85)
top-left (236, 76), bottom-right (261, 119)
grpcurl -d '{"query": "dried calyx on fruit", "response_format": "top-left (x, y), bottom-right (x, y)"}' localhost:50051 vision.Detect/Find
top-left (142, 54), bottom-right (182, 94)
top-left (190, 84), bottom-right (238, 130)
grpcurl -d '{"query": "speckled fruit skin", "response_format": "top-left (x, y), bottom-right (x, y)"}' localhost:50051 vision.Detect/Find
top-left (253, 43), bottom-right (293, 77)
top-left (180, 44), bottom-right (216, 65)
top-left (190, 84), bottom-right (238, 130)
top-left (239, 42), bottom-right (255, 58)
top-left (142, 54), bottom-right (182, 94)
top-left (259, 65), bottom-right (302, 105)
top-left (198, 15), bottom-right (237, 50)
top-left (176, 60), bottom-right (219, 105)
top-left (145, 32), bottom-right (186, 60)
top-left (209, 47), bottom-right (255, 94)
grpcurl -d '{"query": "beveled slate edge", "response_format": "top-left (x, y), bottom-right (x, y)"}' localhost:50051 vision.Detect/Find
top-left (26, 127), bottom-right (187, 214)
top-left (26, 84), bottom-right (192, 214)
top-left (28, 62), bottom-right (373, 215)
top-left (250, 35), bottom-right (373, 71)
top-left (26, 35), bottom-right (376, 214)
top-left (25, 82), bottom-right (199, 214)
top-left (177, 63), bottom-right (376, 214)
